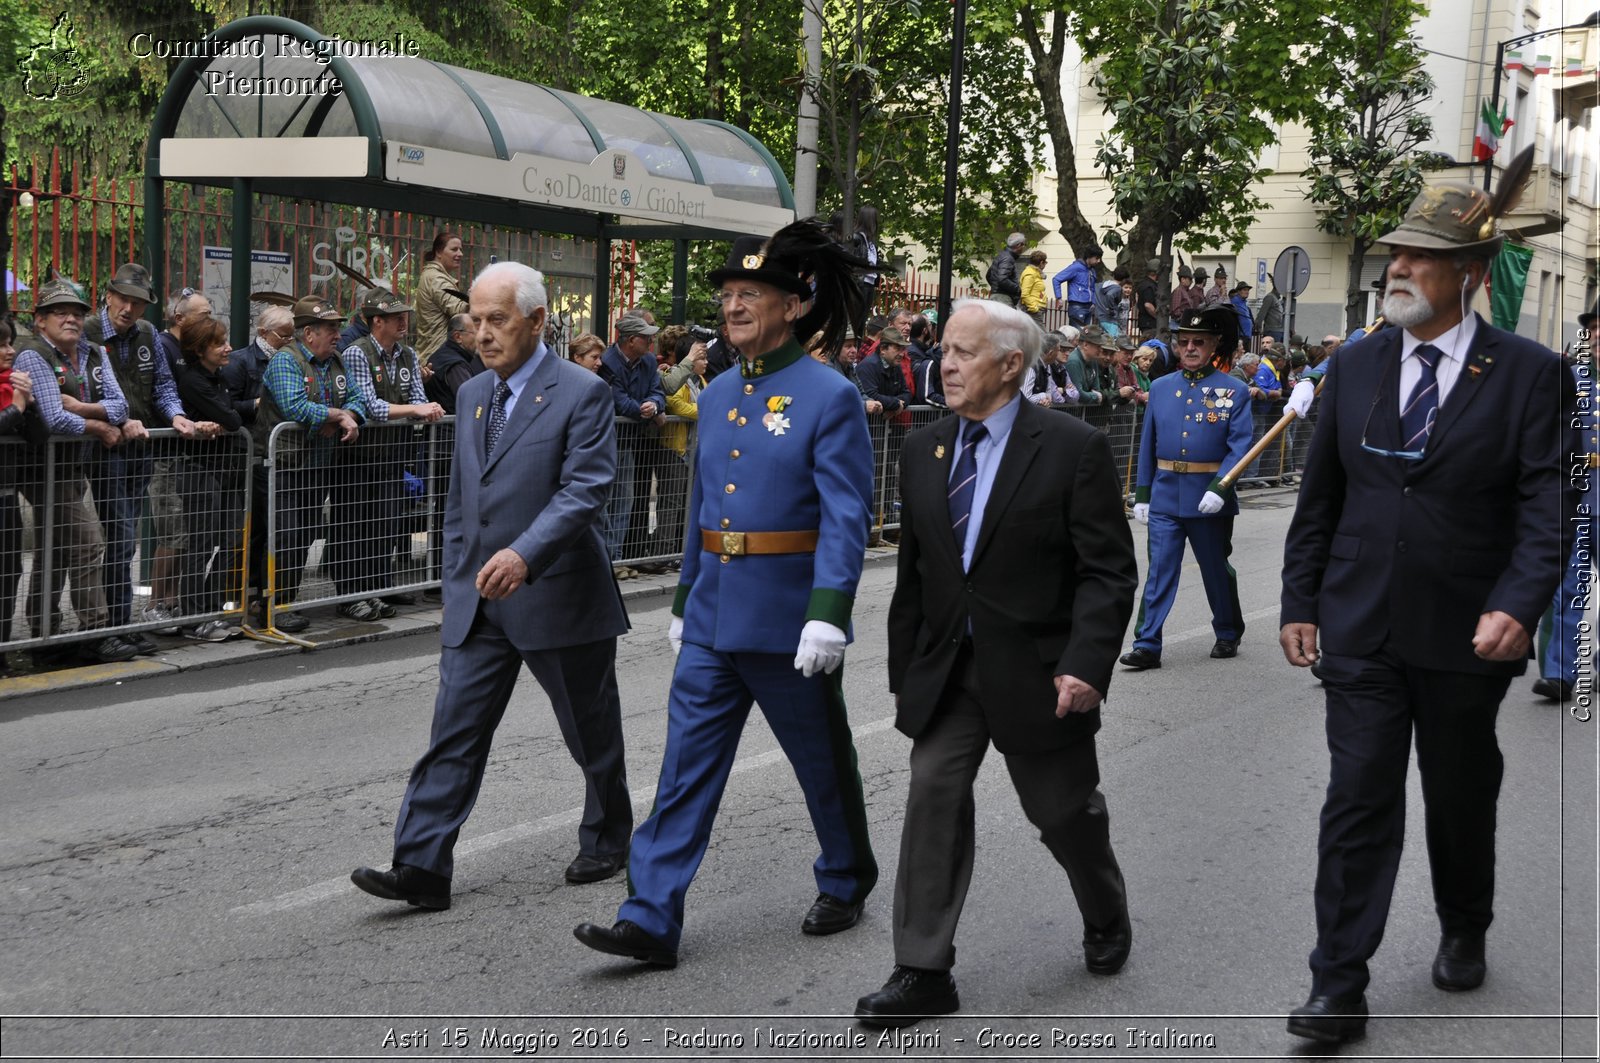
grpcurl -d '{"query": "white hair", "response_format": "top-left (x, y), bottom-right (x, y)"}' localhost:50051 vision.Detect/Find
top-left (1057, 324), bottom-right (1081, 344)
top-left (1237, 351), bottom-right (1261, 367)
top-left (256, 305), bottom-right (292, 333)
top-left (473, 261), bottom-right (548, 315)
top-left (950, 297), bottom-right (1042, 376)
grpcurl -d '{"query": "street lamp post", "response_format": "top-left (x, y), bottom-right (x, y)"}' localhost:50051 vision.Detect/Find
top-left (935, 0), bottom-right (967, 336)
top-left (1484, 20), bottom-right (1593, 192)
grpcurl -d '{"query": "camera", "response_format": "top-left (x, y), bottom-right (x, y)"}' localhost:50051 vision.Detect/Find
top-left (686, 323), bottom-right (718, 342)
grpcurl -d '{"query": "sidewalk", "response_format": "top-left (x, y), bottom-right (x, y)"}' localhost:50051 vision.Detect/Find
top-left (0, 548), bottom-right (905, 701)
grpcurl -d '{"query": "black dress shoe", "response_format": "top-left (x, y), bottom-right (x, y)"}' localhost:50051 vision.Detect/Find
top-left (1432, 932), bottom-right (1486, 990)
top-left (1532, 677), bottom-right (1573, 701)
top-left (274, 611), bottom-right (311, 633)
top-left (855, 965), bottom-right (959, 1028)
top-left (565, 851), bottom-right (626, 884)
top-left (350, 863), bottom-right (451, 910)
top-left (1119, 648), bottom-right (1161, 670)
top-left (801, 892), bottom-right (864, 936)
top-left (1084, 921), bottom-right (1132, 975)
top-left (1286, 993), bottom-right (1368, 1043)
top-left (572, 920), bottom-right (677, 967)
top-left (1210, 639), bottom-right (1238, 659)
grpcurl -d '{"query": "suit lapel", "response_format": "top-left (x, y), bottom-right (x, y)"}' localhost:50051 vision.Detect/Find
top-left (921, 415), bottom-right (966, 571)
top-left (969, 403), bottom-right (1041, 568)
top-left (485, 354), bottom-right (560, 473)
top-left (1423, 316), bottom-right (1498, 455)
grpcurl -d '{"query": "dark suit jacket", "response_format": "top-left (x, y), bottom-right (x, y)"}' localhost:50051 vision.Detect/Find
top-left (855, 353), bottom-right (910, 412)
top-left (887, 400), bottom-right (1138, 753)
top-left (442, 349), bottom-right (628, 651)
top-left (1281, 315), bottom-right (1574, 676)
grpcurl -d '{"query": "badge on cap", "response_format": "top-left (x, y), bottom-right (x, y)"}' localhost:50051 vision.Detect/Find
top-left (742, 254), bottom-right (765, 269)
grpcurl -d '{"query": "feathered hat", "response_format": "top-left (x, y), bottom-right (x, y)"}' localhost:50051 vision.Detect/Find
top-left (1376, 145), bottom-right (1535, 257)
top-left (709, 219), bottom-right (870, 355)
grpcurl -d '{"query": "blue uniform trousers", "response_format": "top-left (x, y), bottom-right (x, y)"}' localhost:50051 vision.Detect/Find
top-left (392, 615), bottom-right (630, 878)
top-left (619, 641), bottom-right (877, 950)
top-left (1131, 511), bottom-right (1243, 653)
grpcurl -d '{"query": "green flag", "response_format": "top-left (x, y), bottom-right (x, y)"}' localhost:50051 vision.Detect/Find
top-left (1489, 243), bottom-right (1533, 331)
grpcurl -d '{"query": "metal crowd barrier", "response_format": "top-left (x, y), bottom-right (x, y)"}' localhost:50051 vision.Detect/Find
top-left (0, 427), bottom-right (253, 660)
top-left (604, 416), bottom-right (699, 572)
top-left (260, 419), bottom-right (450, 642)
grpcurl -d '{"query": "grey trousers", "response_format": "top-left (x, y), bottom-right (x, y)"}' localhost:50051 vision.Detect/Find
top-left (891, 650), bottom-right (1128, 971)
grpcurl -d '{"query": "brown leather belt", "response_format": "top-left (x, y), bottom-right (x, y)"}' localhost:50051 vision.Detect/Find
top-left (701, 529), bottom-right (820, 556)
top-left (1157, 459), bottom-right (1221, 473)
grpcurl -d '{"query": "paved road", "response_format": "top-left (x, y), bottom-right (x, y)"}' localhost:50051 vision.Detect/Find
top-left (2, 490), bottom-right (1594, 1061)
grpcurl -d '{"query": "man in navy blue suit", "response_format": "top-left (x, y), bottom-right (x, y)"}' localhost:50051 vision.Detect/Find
top-left (1280, 180), bottom-right (1576, 1044)
top-left (351, 261), bottom-right (631, 910)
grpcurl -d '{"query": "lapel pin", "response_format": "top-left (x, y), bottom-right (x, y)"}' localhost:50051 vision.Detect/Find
top-left (1467, 365), bottom-right (1481, 377)
top-left (475, 406), bottom-right (483, 419)
top-left (935, 444), bottom-right (946, 459)
top-left (534, 394), bottom-right (543, 403)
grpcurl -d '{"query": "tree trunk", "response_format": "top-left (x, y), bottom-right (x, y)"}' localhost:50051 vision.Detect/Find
top-left (1346, 237), bottom-right (1372, 332)
top-left (1016, 8), bottom-right (1095, 255)
top-left (705, 4), bottom-right (724, 121)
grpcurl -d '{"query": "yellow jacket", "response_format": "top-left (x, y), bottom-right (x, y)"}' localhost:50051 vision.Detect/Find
top-left (1021, 265), bottom-right (1047, 313)
top-left (414, 259), bottom-right (469, 361)
top-left (662, 373), bottom-right (705, 455)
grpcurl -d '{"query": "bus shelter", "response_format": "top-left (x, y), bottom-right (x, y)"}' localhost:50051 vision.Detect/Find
top-left (144, 15), bottom-right (795, 342)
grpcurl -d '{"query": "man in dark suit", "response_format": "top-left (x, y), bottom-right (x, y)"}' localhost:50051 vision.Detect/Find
top-left (855, 298), bottom-right (1139, 1027)
top-left (1280, 180), bottom-right (1576, 1044)
top-left (352, 261), bottom-right (632, 909)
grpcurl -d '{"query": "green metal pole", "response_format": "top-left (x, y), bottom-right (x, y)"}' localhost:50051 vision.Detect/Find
top-left (231, 178), bottom-right (253, 347)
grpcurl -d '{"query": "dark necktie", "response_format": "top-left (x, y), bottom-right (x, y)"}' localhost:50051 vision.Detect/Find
top-left (1400, 343), bottom-right (1440, 452)
top-left (485, 379), bottom-right (511, 457)
top-left (947, 420), bottom-right (988, 548)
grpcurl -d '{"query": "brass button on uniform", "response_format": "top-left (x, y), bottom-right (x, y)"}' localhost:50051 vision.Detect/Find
top-left (743, 384), bottom-right (754, 395)
top-left (725, 483), bottom-right (736, 494)
top-left (727, 409), bottom-right (737, 421)
top-left (730, 449), bottom-right (740, 458)
top-left (720, 555), bottom-right (730, 564)
top-left (720, 518), bottom-right (730, 529)
top-left (737, 416), bottom-right (747, 426)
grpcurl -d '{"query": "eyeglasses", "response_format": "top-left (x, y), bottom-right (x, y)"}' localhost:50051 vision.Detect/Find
top-left (715, 288), bottom-right (766, 306)
top-left (1358, 357), bottom-right (1426, 461)
top-left (45, 307), bottom-right (86, 319)
top-left (1174, 336), bottom-right (1211, 348)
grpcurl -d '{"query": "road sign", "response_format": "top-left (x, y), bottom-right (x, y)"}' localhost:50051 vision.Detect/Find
top-left (1273, 246), bottom-right (1312, 296)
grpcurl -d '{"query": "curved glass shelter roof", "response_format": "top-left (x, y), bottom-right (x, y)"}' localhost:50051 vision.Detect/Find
top-left (148, 15), bottom-right (794, 240)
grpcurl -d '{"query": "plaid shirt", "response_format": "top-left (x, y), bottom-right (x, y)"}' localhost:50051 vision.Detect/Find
top-left (13, 339), bottom-right (129, 436)
top-left (342, 340), bottom-right (425, 422)
top-left (261, 343), bottom-right (367, 427)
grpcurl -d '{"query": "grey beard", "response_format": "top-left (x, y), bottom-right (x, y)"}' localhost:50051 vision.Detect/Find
top-left (1381, 290), bottom-right (1433, 330)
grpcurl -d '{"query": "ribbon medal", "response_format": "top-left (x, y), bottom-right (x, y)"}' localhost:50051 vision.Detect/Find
top-left (764, 395), bottom-right (793, 435)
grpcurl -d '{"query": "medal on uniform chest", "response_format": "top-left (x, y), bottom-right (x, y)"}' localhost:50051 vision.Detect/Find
top-left (763, 395), bottom-right (793, 435)
top-left (1207, 412), bottom-right (1219, 423)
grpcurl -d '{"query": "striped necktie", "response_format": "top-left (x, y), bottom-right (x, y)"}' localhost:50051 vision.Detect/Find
top-left (1400, 343), bottom-right (1440, 452)
top-left (947, 420), bottom-right (988, 548)
top-left (485, 380), bottom-right (511, 457)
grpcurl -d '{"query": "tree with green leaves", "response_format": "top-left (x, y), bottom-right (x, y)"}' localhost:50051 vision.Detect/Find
top-left (1299, 0), bottom-right (1442, 331)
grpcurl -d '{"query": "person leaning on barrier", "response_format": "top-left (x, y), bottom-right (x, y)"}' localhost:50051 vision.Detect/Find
top-left (1065, 326), bottom-right (1113, 405)
top-left (0, 316), bottom-right (48, 674)
top-left (422, 313), bottom-right (484, 416)
top-left (1119, 305), bottom-right (1253, 671)
top-left (1026, 332), bottom-right (1078, 408)
top-left (249, 295), bottom-right (367, 635)
top-left (340, 288), bottom-right (445, 620)
top-left (225, 304), bottom-right (293, 618)
top-left (84, 264), bottom-right (214, 653)
top-left (414, 231), bottom-right (470, 362)
top-left (600, 314), bottom-right (665, 564)
top-left (351, 259), bottom-right (631, 910)
top-left (656, 332), bottom-right (709, 551)
top-left (12, 277), bottom-right (139, 665)
top-left (575, 218), bottom-right (878, 969)
top-left (567, 331), bottom-right (605, 375)
top-left (173, 316), bottom-right (244, 643)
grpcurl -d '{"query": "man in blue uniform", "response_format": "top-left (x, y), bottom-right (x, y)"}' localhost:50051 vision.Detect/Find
top-left (574, 220), bottom-right (877, 968)
top-left (1119, 306), bottom-right (1254, 669)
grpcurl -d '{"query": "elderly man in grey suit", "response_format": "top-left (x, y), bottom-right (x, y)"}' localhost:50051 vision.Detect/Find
top-left (352, 261), bottom-right (632, 910)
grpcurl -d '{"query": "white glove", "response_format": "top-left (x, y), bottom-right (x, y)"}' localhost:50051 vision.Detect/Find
top-left (1286, 379), bottom-right (1315, 419)
top-left (793, 620), bottom-right (848, 677)
top-left (1132, 503), bottom-right (1149, 524)
top-left (668, 615), bottom-right (684, 655)
top-left (1198, 490), bottom-right (1225, 515)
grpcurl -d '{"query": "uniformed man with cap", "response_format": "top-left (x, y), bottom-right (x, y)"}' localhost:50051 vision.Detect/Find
top-left (1170, 264), bottom-right (1204, 321)
top-left (575, 219), bottom-right (877, 968)
top-left (338, 288), bottom-right (444, 620)
top-left (12, 276), bottom-right (140, 663)
top-left (1119, 306), bottom-right (1253, 670)
top-left (250, 295), bottom-right (367, 633)
top-left (83, 263), bottom-right (215, 651)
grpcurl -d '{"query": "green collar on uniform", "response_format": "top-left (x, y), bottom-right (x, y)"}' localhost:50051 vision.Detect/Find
top-left (740, 337), bottom-right (806, 379)
top-left (1181, 367), bottom-right (1209, 381)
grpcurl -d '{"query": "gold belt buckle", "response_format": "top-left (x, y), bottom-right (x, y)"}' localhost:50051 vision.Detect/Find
top-left (720, 531), bottom-right (746, 556)
top-left (1170, 460), bottom-right (1189, 473)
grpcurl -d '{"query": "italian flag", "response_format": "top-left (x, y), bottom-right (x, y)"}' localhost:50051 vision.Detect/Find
top-left (1534, 54), bottom-right (1553, 74)
top-left (1565, 56), bottom-right (1586, 77)
top-left (1504, 50), bottom-right (1524, 73)
top-left (1473, 100), bottom-right (1513, 162)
